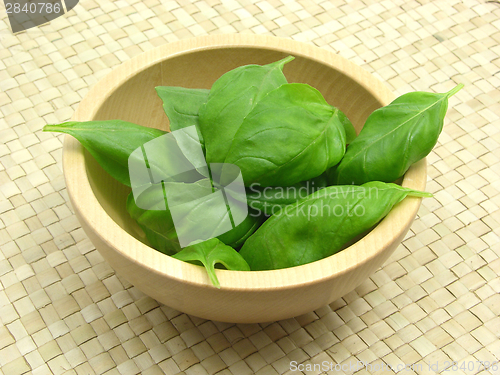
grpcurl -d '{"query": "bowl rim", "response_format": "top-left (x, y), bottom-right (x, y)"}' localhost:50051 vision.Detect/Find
top-left (64, 34), bottom-right (427, 291)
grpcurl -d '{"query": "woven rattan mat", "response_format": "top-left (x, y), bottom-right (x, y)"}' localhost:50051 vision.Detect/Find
top-left (1, 0), bottom-right (500, 374)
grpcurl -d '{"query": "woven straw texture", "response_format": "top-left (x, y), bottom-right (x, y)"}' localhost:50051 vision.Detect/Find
top-left (1, 0), bottom-right (500, 374)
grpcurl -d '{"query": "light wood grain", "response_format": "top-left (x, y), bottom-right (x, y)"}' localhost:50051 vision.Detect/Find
top-left (63, 34), bottom-right (427, 323)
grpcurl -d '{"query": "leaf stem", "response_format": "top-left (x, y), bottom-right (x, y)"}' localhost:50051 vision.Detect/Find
top-left (43, 124), bottom-right (70, 132)
top-left (279, 55), bottom-right (295, 66)
top-left (408, 190), bottom-right (433, 198)
top-left (446, 83), bottom-right (464, 98)
top-left (43, 122), bottom-right (86, 133)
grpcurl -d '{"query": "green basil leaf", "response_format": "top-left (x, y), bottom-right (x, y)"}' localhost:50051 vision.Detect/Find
top-left (44, 120), bottom-right (167, 187)
top-left (246, 173), bottom-right (328, 216)
top-left (216, 210), bottom-right (264, 249)
top-left (198, 56), bottom-right (294, 164)
top-left (239, 182), bottom-right (432, 270)
top-left (332, 84), bottom-right (464, 185)
top-left (126, 184), bottom-right (180, 255)
top-left (338, 108), bottom-right (357, 144)
top-left (126, 179), bottom-right (264, 253)
top-left (173, 238), bottom-right (250, 288)
top-left (125, 182), bottom-right (182, 254)
top-left (155, 86), bottom-right (208, 146)
top-left (224, 83), bottom-right (347, 187)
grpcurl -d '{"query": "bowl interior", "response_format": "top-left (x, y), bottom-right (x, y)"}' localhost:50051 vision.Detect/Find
top-left (84, 46), bottom-right (386, 250)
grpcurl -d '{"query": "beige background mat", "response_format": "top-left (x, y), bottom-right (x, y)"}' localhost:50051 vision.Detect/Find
top-left (1, 0), bottom-right (500, 374)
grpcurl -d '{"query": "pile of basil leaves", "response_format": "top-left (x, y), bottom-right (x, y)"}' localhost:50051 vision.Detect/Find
top-left (45, 56), bottom-right (462, 287)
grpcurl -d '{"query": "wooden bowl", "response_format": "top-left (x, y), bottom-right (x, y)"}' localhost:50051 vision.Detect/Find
top-left (64, 34), bottom-right (427, 323)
